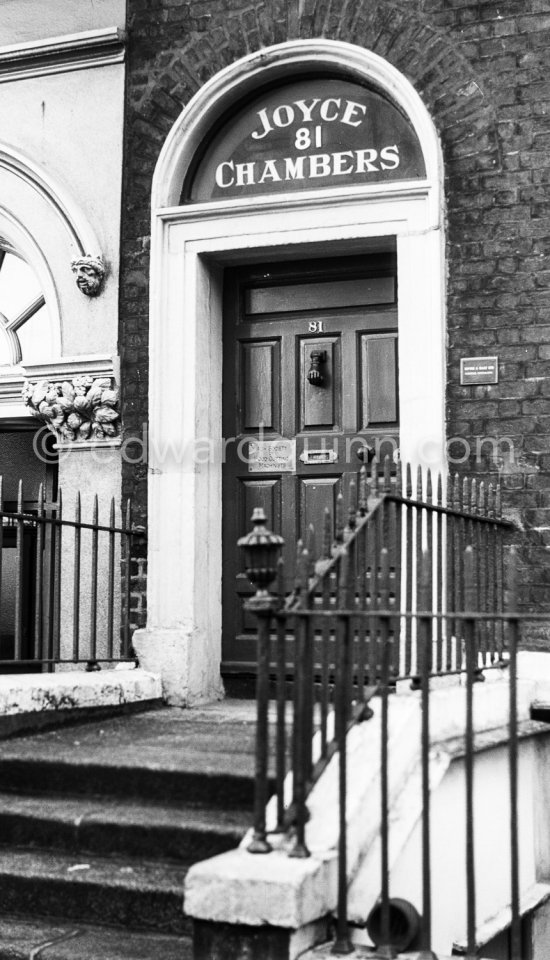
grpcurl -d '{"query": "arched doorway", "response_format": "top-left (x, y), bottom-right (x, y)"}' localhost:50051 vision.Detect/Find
top-left (139, 40), bottom-right (446, 703)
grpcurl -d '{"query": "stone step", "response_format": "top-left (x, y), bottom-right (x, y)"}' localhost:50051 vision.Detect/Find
top-left (0, 792), bottom-right (248, 863)
top-left (0, 849), bottom-right (191, 935)
top-left (0, 706), bottom-right (258, 808)
top-left (0, 916), bottom-right (192, 960)
top-left (0, 754), bottom-right (255, 808)
top-left (0, 704), bottom-right (259, 944)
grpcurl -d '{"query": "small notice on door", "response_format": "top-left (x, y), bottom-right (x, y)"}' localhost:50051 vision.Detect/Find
top-left (248, 439), bottom-right (296, 472)
top-left (460, 356), bottom-right (498, 386)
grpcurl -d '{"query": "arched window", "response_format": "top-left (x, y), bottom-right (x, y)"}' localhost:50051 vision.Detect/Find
top-left (0, 247), bottom-right (50, 367)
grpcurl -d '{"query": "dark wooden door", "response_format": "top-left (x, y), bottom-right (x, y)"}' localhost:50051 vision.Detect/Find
top-left (222, 254), bottom-right (398, 674)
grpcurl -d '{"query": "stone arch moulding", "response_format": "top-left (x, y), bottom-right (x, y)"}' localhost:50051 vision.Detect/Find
top-left (0, 144), bottom-right (114, 419)
top-left (0, 141), bottom-right (105, 348)
top-left (0, 142), bottom-right (102, 256)
top-left (142, 39), bottom-right (446, 704)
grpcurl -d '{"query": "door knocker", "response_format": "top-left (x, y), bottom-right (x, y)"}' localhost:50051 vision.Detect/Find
top-left (307, 350), bottom-right (327, 386)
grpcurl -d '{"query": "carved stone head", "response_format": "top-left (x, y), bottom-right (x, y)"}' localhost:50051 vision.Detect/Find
top-left (71, 255), bottom-right (106, 297)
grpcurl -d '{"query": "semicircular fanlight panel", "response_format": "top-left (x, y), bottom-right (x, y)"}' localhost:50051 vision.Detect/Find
top-left (185, 77), bottom-right (427, 203)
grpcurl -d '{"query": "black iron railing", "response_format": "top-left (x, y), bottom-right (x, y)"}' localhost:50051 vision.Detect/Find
top-left (240, 459), bottom-right (521, 956)
top-left (0, 479), bottom-right (144, 671)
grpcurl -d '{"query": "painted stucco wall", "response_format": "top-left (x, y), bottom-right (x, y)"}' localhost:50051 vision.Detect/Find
top-left (0, 3), bottom-right (127, 667)
top-left (0, 65), bottom-right (125, 359)
top-left (388, 740), bottom-right (540, 955)
top-left (0, 0), bottom-right (126, 45)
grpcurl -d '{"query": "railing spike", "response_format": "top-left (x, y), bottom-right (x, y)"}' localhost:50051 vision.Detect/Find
top-left (464, 545), bottom-right (476, 612)
top-left (379, 547), bottom-right (390, 607)
top-left (322, 508), bottom-right (332, 560)
top-left (295, 537), bottom-right (303, 576)
top-left (358, 466), bottom-right (368, 516)
top-left (496, 483), bottom-right (502, 519)
top-left (437, 471), bottom-right (443, 507)
top-left (478, 481), bottom-right (486, 517)
top-left (337, 547), bottom-right (350, 607)
top-left (453, 473), bottom-right (461, 511)
top-left (406, 461), bottom-right (413, 499)
top-left (426, 468), bottom-right (433, 503)
top-left (383, 456), bottom-right (391, 492)
top-left (335, 492), bottom-right (345, 544)
top-left (298, 546), bottom-right (309, 594)
top-left (463, 476), bottom-right (470, 513)
top-left (17, 478), bottom-right (23, 512)
top-left (470, 478), bottom-right (477, 515)
top-left (294, 539), bottom-right (304, 591)
top-left (395, 457), bottom-right (402, 495)
top-left (307, 524), bottom-right (316, 577)
top-left (487, 483), bottom-right (495, 520)
top-left (507, 545), bottom-right (518, 613)
top-left (416, 464), bottom-right (423, 500)
top-left (419, 548), bottom-right (432, 611)
top-left (348, 479), bottom-right (357, 532)
top-left (370, 458), bottom-right (379, 494)
top-left (276, 555), bottom-right (285, 601)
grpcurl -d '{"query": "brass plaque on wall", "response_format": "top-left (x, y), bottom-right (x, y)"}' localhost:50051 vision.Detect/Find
top-left (460, 356), bottom-right (498, 385)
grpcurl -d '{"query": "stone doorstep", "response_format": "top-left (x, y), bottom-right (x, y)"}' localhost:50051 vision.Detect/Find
top-left (0, 668), bottom-right (163, 737)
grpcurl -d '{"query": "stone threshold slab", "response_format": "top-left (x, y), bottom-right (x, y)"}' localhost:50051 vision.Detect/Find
top-left (0, 669), bottom-right (162, 737)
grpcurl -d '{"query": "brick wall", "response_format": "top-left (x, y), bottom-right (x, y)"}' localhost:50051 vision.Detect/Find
top-left (120, 0), bottom-right (550, 624)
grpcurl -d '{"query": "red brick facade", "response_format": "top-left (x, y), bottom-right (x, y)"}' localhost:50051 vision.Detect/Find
top-left (120, 0), bottom-right (550, 621)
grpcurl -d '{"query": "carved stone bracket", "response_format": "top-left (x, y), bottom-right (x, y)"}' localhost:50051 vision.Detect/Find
top-left (22, 375), bottom-right (120, 442)
top-left (71, 254), bottom-right (106, 297)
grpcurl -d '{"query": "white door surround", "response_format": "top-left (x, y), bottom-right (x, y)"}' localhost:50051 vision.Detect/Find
top-left (136, 40), bottom-right (446, 704)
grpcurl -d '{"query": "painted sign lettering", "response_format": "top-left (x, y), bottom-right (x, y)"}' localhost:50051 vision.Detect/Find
top-left (215, 147), bottom-right (400, 189)
top-left (250, 98), bottom-right (368, 138)
top-left (186, 79), bottom-right (426, 202)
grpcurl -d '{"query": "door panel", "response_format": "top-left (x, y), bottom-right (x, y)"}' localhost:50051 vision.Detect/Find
top-left (241, 340), bottom-right (280, 432)
top-left (299, 337), bottom-right (341, 431)
top-left (360, 333), bottom-right (399, 426)
top-left (298, 477), bottom-right (341, 548)
top-left (245, 275), bottom-right (395, 314)
top-left (222, 254), bottom-right (398, 672)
